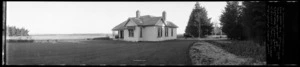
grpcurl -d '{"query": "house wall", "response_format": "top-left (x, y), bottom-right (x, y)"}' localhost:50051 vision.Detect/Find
top-left (156, 20), bottom-right (177, 41)
top-left (163, 27), bottom-right (177, 40)
top-left (123, 20), bottom-right (140, 42)
top-left (157, 26), bottom-right (164, 41)
top-left (156, 20), bottom-right (166, 41)
top-left (123, 26), bottom-right (177, 41)
top-left (139, 20), bottom-right (177, 41)
top-left (164, 28), bottom-right (172, 40)
top-left (121, 18), bottom-right (177, 42)
top-left (172, 28), bottom-right (177, 39)
top-left (142, 26), bottom-right (160, 41)
top-left (138, 27), bottom-right (144, 41)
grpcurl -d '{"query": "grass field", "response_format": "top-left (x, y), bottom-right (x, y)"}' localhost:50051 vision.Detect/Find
top-left (7, 39), bottom-right (199, 65)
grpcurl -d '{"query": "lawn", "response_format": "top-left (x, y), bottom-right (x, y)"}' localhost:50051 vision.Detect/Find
top-left (205, 40), bottom-right (266, 63)
top-left (7, 39), bottom-right (199, 65)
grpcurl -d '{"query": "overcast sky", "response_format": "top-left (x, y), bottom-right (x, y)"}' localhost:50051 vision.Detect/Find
top-left (7, 2), bottom-right (227, 34)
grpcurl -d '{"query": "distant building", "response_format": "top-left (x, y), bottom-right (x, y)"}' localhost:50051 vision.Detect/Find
top-left (112, 10), bottom-right (178, 42)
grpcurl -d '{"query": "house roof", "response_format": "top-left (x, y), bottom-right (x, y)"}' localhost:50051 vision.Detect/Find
top-left (112, 15), bottom-right (178, 30)
top-left (165, 21), bottom-right (178, 28)
top-left (112, 20), bottom-right (128, 30)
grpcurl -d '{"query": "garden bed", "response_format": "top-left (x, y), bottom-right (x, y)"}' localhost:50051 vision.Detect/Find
top-left (189, 41), bottom-right (266, 65)
top-left (189, 42), bottom-right (253, 65)
top-left (205, 40), bottom-right (266, 63)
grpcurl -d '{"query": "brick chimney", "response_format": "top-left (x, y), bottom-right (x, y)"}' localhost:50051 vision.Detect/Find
top-left (136, 10), bottom-right (140, 18)
top-left (162, 11), bottom-right (166, 22)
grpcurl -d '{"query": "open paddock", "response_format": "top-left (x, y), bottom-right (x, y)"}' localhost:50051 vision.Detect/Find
top-left (7, 39), bottom-right (198, 65)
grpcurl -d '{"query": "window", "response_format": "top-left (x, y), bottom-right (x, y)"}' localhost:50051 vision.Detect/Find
top-left (128, 29), bottom-right (134, 37)
top-left (140, 27), bottom-right (142, 38)
top-left (171, 28), bottom-right (173, 36)
top-left (157, 27), bottom-right (162, 37)
top-left (165, 27), bottom-right (168, 37)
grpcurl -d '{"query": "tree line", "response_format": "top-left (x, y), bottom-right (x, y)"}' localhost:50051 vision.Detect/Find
top-left (7, 26), bottom-right (30, 36)
top-left (220, 1), bottom-right (266, 43)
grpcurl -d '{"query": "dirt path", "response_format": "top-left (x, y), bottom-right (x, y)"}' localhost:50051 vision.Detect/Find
top-left (189, 41), bottom-right (255, 65)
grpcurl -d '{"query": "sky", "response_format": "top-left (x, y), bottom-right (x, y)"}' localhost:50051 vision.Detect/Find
top-left (7, 2), bottom-right (227, 34)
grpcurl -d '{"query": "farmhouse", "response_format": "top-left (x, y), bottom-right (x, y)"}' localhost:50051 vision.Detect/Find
top-left (112, 10), bottom-right (178, 42)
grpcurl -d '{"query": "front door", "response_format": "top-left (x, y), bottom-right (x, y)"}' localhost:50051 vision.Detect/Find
top-left (119, 30), bottom-right (124, 39)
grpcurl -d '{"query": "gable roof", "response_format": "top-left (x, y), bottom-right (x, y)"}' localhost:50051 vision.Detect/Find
top-left (165, 21), bottom-right (178, 28)
top-left (112, 19), bottom-right (128, 30)
top-left (112, 15), bottom-right (178, 30)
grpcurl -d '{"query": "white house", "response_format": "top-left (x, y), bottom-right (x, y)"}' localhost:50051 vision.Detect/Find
top-left (112, 10), bottom-right (178, 42)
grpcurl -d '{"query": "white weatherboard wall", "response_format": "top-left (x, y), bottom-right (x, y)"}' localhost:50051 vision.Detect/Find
top-left (160, 27), bottom-right (177, 41)
top-left (157, 20), bottom-right (177, 40)
top-left (124, 26), bottom-right (141, 42)
top-left (165, 28), bottom-right (172, 40)
top-left (172, 28), bottom-right (177, 39)
top-left (155, 20), bottom-right (165, 41)
top-left (123, 20), bottom-right (139, 42)
top-left (159, 26), bottom-right (166, 41)
top-left (138, 27), bottom-right (144, 41)
top-left (123, 26), bottom-right (177, 41)
top-left (143, 26), bottom-right (159, 41)
top-left (120, 18), bottom-right (177, 42)
top-left (155, 20), bottom-right (165, 26)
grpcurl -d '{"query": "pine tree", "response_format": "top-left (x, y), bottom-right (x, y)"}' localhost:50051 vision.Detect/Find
top-left (241, 1), bottom-right (266, 42)
top-left (220, 1), bottom-right (246, 40)
top-left (185, 2), bottom-right (213, 38)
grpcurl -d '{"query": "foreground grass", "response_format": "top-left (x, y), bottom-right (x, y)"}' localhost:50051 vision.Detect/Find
top-left (205, 40), bottom-right (266, 62)
top-left (7, 39), bottom-right (198, 65)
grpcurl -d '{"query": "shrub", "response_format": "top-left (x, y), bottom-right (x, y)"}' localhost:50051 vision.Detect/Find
top-left (115, 36), bottom-right (119, 38)
top-left (184, 33), bottom-right (193, 38)
top-left (7, 39), bottom-right (34, 43)
top-left (91, 37), bottom-right (111, 40)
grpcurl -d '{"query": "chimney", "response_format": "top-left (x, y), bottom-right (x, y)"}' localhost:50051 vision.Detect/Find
top-left (162, 11), bottom-right (166, 22)
top-left (136, 10), bottom-right (140, 18)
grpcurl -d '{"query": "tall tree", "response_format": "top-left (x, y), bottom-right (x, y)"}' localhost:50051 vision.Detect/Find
top-left (185, 2), bottom-right (213, 38)
top-left (220, 1), bottom-right (246, 40)
top-left (241, 1), bottom-right (266, 42)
